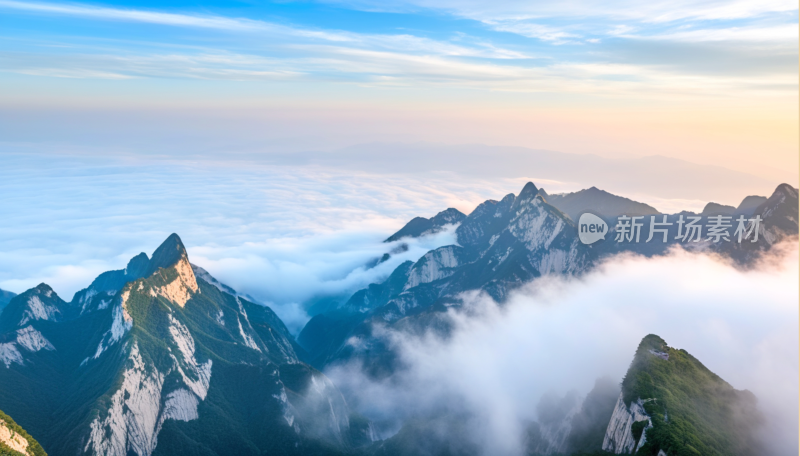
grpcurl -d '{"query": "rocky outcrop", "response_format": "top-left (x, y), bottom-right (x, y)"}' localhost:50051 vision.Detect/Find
top-left (0, 418), bottom-right (29, 454)
top-left (601, 393), bottom-right (652, 454)
top-left (0, 234), bottom-right (359, 456)
top-left (85, 343), bottom-right (166, 456)
top-left (86, 315), bottom-right (216, 456)
top-left (149, 257), bottom-right (199, 307)
top-left (303, 181), bottom-right (593, 370)
top-left (0, 284), bottom-right (67, 332)
top-left (403, 245), bottom-right (464, 290)
top-left (14, 326), bottom-right (54, 353)
top-left (0, 325), bottom-right (55, 368)
top-left (385, 208), bottom-right (466, 242)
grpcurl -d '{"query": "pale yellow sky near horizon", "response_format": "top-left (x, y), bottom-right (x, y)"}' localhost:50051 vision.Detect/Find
top-left (0, 0), bottom-right (796, 188)
top-left (2, 78), bottom-right (797, 177)
top-left (1, 43), bottom-right (797, 187)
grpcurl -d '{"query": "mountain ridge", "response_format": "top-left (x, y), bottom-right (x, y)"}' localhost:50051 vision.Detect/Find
top-left (0, 234), bottom-right (371, 456)
top-left (299, 182), bottom-right (798, 381)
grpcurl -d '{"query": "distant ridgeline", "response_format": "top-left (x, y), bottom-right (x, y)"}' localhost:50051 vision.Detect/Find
top-left (0, 181), bottom-right (796, 456)
top-left (298, 182), bottom-right (798, 376)
top-left (296, 181), bottom-right (795, 456)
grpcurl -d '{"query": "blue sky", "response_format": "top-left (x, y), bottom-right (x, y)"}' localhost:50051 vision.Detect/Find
top-left (1, 0), bottom-right (797, 175)
top-left (1, 0), bottom-right (796, 92)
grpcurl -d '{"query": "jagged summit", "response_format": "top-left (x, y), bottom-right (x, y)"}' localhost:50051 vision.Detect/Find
top-left (0, 235), bottom-right (363, 456)
top-left (736, 195), bottom-right (767, 214)
top-left (701, 202), bottom-right (736, 216)
top-left (33, 283), bottom-right (53, 293)
top-left (385, 209), bottom-right (466, 242)
top-left (0, 283), bottom-right (66, 332)
top-left (511, 181), bottom-right (539, 210)
top-left (147, 233), bottom-right (189, 275)
top-left (545, 187), bottom-right (658, 221)
top-left (87, 252), bottom-right (150, 293)
top-left (70, 234), bottom-right (195, 311)
top-left (124, 233), bottom-right (198, 309)
top-left (126, 252), bottom-right (150, 275)
top-left (774, 182), bottom-right (798, 197)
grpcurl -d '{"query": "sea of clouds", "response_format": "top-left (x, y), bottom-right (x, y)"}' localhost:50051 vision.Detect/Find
top-left (327, 242), bottom-right (799, 455)
top-left (1, 150), bottom-right (554, 331)
top-left (2, 149), bottom-right (797, 454)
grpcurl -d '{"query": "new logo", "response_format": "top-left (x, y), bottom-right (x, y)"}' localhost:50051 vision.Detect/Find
top-left (578, 213), bottom-right (607, 245)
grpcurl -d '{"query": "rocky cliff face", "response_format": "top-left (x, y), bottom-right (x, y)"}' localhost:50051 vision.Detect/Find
top-left (0, 284), bottom-right (66, 332)
top-left (1, 419), bottom-right (30, 455)
top-left (0, 234), bottom-right (364, 456)
top-left (601, 394), bottom-right (652, 454)
top-left (610, 335), bottom-right (764, 456)
top-left (300, 182), bottom-right (594, 372)
top-left (299, 183), bottom-right (798, 379)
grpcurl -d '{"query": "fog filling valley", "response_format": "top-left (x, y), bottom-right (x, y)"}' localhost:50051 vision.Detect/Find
top-left (326, 242), bottom-right (799, 456)
top-left (3, 151), bottom-right (797, 455)
top-left (0, 152), bottom-right (525, 332)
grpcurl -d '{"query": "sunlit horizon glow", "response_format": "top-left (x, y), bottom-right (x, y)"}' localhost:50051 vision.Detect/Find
top-left (0, 0), bottom-right (797, 182)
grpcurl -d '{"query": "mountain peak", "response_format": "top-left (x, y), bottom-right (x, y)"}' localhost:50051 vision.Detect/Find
top-left (125, 252), bottom-right (149, 276)
top-left (34, 283), bottom-right (54, 293)
top-left (735, 195), bottom-right (767, 214)
top-left (386, 209), bottom-right (466, 242)
top-left (544, 187), bottom-right (658, 221)
top-left (0, 283), bottom-right (66, 332)
top-left (752, 183), bottom-right (799, 220)
top-left (774, 183), bottom-right (799, 199)
top-left (701, 202), bottom-right (735, 216)
top-left (147, 233), bottom-right (189, 275)
top-left (512, 182), bottom-right (540, 210)
top-left (136, 233), bottom-right (200, 308)
top-left (431, 208), bottom-right (466, 225)
top-left (614, 334), bottom-right (763, 455)
top-left (519, 181), bottom-right (539, 198)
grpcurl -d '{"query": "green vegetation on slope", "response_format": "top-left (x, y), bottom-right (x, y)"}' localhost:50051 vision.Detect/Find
top-left (0, 409), bottom-right (47, 456)
top-left (621, 335), bottom-right (762, 456)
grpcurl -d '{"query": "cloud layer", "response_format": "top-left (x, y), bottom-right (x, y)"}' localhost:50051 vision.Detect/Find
top-left (0, 0), bottom-right (795, 97)
top-left (0, 151), bottom-right (530, 331)
top-left (327, 242), bottom-right (799, 455)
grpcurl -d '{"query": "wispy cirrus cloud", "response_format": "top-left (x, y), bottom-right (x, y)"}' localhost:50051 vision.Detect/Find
top-left (318, 0), bottom-right (798, 49)
top-left (0, 0), bottom-right (527, 58)
top-left (628, 23), bottom-right (799, 42)
top-left (3, 44), bottom-right (792, 99)
top-left (0, 0), bottom-right (271, 32)
top-left (482, 22), bottom-right (582, 44)
top-left (0, 0), bottom-right (795, 98)
top-left (320, 0), bottom-right (797, 23)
